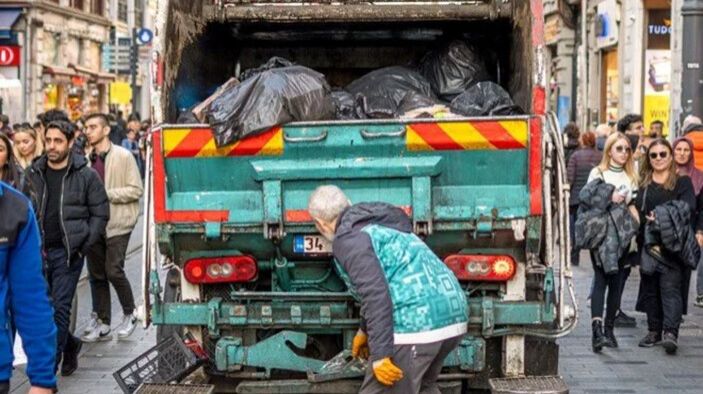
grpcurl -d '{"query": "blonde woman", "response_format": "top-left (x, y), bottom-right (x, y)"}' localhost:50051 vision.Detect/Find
top-left (12, 124), bottom-right (44, 169)
top-left (585, 132), bottom-right (639, 351)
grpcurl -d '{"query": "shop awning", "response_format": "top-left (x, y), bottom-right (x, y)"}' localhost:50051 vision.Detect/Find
top-left (95, 71), bottom-right (117, 83)
top-left (42, 64), bottom-right (77, 83)
top-left (0, 8), bottom-right (21, 39)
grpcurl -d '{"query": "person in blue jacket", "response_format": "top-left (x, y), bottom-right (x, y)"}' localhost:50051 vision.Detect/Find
top-left (308, 185), bottom-right (468, 394)
top-left (0, 181), bottom-right (57, 394)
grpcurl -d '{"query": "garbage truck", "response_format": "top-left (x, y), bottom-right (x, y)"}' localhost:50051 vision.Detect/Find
top-left (137, 0), bottom-right (578, 392)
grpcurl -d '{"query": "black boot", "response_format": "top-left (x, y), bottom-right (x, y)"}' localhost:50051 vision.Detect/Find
top-left (603, 322), bottom-right (618, 348)
top-left (592, 320), bottom-right (608, 352)
top-left (662, 331), bottom-right (678, 355)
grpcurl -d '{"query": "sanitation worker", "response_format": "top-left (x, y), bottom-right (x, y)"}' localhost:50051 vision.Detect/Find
top-left (307, 185), bottom-right (468, 394)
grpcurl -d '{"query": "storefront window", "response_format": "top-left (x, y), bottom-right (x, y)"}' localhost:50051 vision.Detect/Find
top-left (91, 0), bottom-right (104, 16)
top-left (601, 50), bottom-right (619, 123)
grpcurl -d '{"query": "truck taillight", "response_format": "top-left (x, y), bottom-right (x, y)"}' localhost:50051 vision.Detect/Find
top-left (444, 255), bottom-right (516, 282)
top-left (184, 256), bottom-right (258, 284)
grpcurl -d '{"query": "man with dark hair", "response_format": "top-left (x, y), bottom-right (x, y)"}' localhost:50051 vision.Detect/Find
top-left (26, 120), bottom-right (110, 377)
top-left (617, 113), bottom-right (646, 161)
top-left (649, 120), bottom-right (664, 138)
top-left (563, 122), bottom-right (581, 164)
top-left (0, 183), bottom-right (57, 394)
top-left (82, 113), bottom-right (143, 343)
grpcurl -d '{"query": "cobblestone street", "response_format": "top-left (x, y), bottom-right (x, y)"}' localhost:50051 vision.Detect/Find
top-left (559, 252), bottom-right (703, 394)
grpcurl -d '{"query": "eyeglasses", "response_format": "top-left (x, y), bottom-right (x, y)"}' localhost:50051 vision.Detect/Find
top-left (649, 151), bottom-right (669, 160)
top-left (614, 146), bottom-right (631, 154)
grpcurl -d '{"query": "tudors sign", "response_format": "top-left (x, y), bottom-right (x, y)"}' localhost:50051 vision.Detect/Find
top-left (0, 45), bottom-right (20, 67)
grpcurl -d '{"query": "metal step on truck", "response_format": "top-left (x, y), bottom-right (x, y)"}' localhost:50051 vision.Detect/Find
top-left (133, 1), bottom-right (578, 393)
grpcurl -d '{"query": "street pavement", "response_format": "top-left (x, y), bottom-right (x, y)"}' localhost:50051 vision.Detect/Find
top-left (8, 214), bottom-right (703, 393)
top-left (559, 251), bottom-right (703, 394)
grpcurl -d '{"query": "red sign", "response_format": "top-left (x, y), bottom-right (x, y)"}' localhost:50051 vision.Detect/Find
top-left (0, 46), bottom-right (20, 67)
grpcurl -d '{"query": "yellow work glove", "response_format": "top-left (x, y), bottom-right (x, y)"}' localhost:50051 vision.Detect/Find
top-left (351, 330), bottom-right (369, 359)
top-left (372, 357), bottom-right (404, 386)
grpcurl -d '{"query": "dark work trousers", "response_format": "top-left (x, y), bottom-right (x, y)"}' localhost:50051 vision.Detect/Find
top-left (359, 335), bottom-right (463, 394)
top-left (698, 254), bottom-right (703, 296)
top-left (569, 206), bottom-right (580, 266)
top-left (0, 381), bottom-right (8, 394)
top-left (639, 263), bottom-right (683, 336)
top-left (86, 233), bottom-right (135, 325)
top-left (45, 247), bottom-right (83, 366)
top-left (589, 252), bottom-right (623, 325)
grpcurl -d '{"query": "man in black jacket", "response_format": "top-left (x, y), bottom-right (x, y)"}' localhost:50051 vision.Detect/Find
top-left (26, 120), bottom-right (110, 377)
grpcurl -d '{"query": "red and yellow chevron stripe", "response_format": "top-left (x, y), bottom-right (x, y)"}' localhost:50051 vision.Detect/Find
top-left (406, 120), bottom-right (528, 151)
top-left (163, 127), bottom-right (284, 158)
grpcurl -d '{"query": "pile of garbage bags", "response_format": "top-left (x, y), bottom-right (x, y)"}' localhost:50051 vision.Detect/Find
top-left (194, 43), bottom-right (523, 147)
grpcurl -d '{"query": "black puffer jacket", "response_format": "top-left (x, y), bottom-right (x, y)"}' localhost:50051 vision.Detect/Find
top-left (575, 179), bottom-right (638, 274)
top-left (26, 153), bottom-right (109, 261)
top-left (642, 200), bottom-right (701, 274)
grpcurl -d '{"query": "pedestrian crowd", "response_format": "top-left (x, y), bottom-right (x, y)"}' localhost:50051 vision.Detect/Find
top-left (566, 114), bottom-right (703, 356)
top-left (0, 109), bottom-right (149, 392)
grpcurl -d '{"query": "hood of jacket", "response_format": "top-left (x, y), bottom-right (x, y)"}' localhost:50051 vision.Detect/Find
top-left (335, 202), bottom-right (412, 238)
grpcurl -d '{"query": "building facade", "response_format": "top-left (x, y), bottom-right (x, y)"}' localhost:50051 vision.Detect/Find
top-left (0, 0), bottom-right (113, 122)
top-left (0, 0), bottom-right (152, 124)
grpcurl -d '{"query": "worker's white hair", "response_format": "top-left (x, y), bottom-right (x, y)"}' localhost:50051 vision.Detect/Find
top-left (308, 185), bottom-right (351, 222)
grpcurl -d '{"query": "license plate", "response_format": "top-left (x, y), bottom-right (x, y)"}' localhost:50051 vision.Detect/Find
top-left (294, 235), bottom-right (332, 255)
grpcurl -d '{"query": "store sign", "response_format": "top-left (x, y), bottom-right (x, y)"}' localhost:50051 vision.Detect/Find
top-left (596, 0), bottom-right (619, 49)
top-left (647, 10), bottom-right (671, 50)
top-left (0, 46), bottom-right (20, 67)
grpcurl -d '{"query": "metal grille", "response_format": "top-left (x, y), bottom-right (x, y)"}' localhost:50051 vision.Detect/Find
top-left (135, 384), bottom-right (215, 394)
top-left (489, 376), bottom-right (569, 394)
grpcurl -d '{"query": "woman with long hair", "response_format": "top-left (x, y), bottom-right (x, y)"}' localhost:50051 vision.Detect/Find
top-left (673, 138), bottom-right (703, 309)
top-left (635, 139), bottom-right (696, 354)
top-left (585, 132), bottom-right (639, 352)
top-left (12, 124), bottom-right (44, 169)
top-left (0, 133), bottom-right (25, 191)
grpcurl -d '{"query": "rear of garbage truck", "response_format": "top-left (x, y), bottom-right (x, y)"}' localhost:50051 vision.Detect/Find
top-left (140, 0), bottom-right (577, 392)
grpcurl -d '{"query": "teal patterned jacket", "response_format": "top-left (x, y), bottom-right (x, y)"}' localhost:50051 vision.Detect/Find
top-left (332, 203), bottom-right (468, 362)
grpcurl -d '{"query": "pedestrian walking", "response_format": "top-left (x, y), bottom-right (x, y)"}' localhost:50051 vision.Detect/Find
top-left (563, 122), bottom-right (581, 164)
top-left (122, 125), bottom-right (143, 176)
top-left (0, 181), bottom-right (58, 394)
top-left (307, 185), bottom-right (468, 393)
top-left (82, 113), bottom-right (143, 343)
top-left (26, 120), bottom-right (109, 376)
top-left (594, 123), bottom-right (611, 152)
top-left (617, 114), bottom-right (646, 162)
top-left (635, 139), bottom-right (698, 354)
top-left (0, 115), bottom-right (11, 136)
top-left (671, 137), bottom-right (703, 309)
top-left (579, 132), bottom-right (640, 352)
top-left (0, 133), bottom-right (31, 197)
top-left (567, 131), bottom-right (602, 266)
top-left (12, 124), bottom-right (44, 170)
top-left (649, 120), bottom-right (664, 139)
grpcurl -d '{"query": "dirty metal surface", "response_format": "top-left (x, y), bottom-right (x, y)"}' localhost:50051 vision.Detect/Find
top-left (135, 384), bottom-right (216, 394)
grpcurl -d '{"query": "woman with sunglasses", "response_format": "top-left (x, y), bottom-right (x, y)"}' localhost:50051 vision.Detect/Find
top-left (585, 132), bottom-right (640, 352)
top-left (635, 139), bottom-right (697, 354)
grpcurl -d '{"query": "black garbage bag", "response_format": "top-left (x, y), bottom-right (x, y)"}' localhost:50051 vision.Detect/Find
top-left (177, 104), bottom-right (200, 124)
top-left (419, 40), bottom-right (489, 101)
top-left (240, 57), bottom-right (296, 81)
top-left (449, 82), bottom-right (523, 117)
top-left (205, 64), bottom-right (335, 147)
top-left (346, 66), bottom-right (440, 118)
top-left (331, 90), bottom-right (365, 120)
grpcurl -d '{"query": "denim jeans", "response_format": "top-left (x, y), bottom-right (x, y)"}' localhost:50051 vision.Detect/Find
top-left (45, 247), bottom-right (83, 362)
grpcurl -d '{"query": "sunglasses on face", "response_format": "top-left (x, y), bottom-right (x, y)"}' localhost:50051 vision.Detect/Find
top-left (614, 145), bottom-right (631, 153)
top-left (649, 151), bottom-right (669, 160)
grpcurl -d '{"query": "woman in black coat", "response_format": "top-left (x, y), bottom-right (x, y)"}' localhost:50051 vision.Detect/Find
top-left (635, 139), bottom-right (696, 354)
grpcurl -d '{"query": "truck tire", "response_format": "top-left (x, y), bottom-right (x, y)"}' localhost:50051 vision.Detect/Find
top-left (156, 268), bottom-right (184, 343)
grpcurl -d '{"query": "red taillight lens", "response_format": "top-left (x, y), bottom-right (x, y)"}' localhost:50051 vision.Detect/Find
top-left (184, 256), bottom-right (258, 284)
top-left (444, 255), bottom-right (516, 282)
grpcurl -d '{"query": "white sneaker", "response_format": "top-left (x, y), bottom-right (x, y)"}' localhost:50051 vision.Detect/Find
top-left (116, 313), bottom-right (138, 339)
top-left (81, 322), bottom-right (112, 343)
top-left (83, 312), bottom-right (99, 335)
